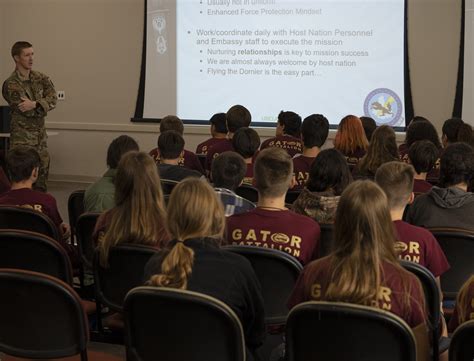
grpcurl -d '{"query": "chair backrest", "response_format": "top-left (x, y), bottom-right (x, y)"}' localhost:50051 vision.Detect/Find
top-left (160, 179), bottom-right (179, 195)
top-left (285, 190), bottom-right (301, 205)
top-left (223, 245), bottom-right (302, 324)
top-left (235, 184), bottom-right (259, 203)
top-left (429, 227), bottom-right (474, 299)
top-left (0, 269), bottom-right (88, 360)
top-left (67, 190), bottom-right (85, 242)
top-left (0, 229), bottom-right (73, 284)
top-left (401, 260), bottom-right (440, 359)
top-left (94, 244), bottom-right (158, 312)
top-left (449, 319), bottom-right (474, 361)
top-left (0, 205), bottom-right (60, 241)
top-left (197, 153), bottom-right (206, 169)
top-left (76, 212), bottom-right (101, 269)
top-left (286, 301), bottom-right (416, 361)
top-left (124, 286), bottom-right (245, 361)
top-left (319, 223), bottom-right (334, 258)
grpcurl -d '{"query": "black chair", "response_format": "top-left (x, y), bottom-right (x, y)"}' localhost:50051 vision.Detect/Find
top-left (93, 244), bottom-right (158, 312)
top-left (429, 228), bottom-right (474, 299)
top-left (223, 245), bottom-right (302, 325)
top-left (0, 269), bottom-right (121, 361)
top-left (124, 286), bottom-right (245, 361)
top-left (0, 229), bottom-right (73, 284)
top-left (197, 153), bottom-right (206, 170)
top-left (235, 184), bottom-right (259, 203)
top-left (76, 212), bottom-right (101, 270)
top-left (160, 179), bottom-right (179, 195)
top-left (286, 301), bottom-right (417, 361)
top-left (285, 190), bottom-right (301, 205)
top-left (0, 204), bottom-right (60, 241)
top-left (449, 319), bottom-right (474, 361)
top-left (68, 189), bottom-right (85, 244)
top-left (319, 223), bottom-right (334, 258)
top-left (401, 260), bottom-right (440, 361)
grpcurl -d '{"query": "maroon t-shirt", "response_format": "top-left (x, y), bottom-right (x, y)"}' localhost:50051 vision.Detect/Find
top-left (260, 135), bottom-right (303, 158)
top-left (0, 167), bottom-right (10, 195)
top-left (226, 208), bottom-right (320, 265)
top-left (0, 188), bottom-right (63, 228)
top-left (449, 278), bottom-right (474, 332)
top-left (149, 148), bottom-right (204, 174)
top-left (413, 179), bottom-right (433, 194)
top-left (399, 143), bottom-right (409, 163)
top-left (293, 155), bottom-right (316, 189)
top-left (393, 220), bottom-right (449, 277)
top-left (196, 137), bottom-right (227, 155)
top-left (288, 257), bottom-right (426, 328)
top-left (205, 138), bottom-right (234, 171)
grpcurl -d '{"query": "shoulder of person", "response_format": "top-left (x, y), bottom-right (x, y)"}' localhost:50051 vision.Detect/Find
top-left (30, 70), bottom-right (50, 81)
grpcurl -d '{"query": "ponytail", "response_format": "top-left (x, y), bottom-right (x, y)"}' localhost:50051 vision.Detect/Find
top-left (147, 242), bottom-right (194, 289)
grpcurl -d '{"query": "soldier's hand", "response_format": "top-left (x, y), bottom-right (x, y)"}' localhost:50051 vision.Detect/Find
top-left (18, 97), bottom-right (36, 112)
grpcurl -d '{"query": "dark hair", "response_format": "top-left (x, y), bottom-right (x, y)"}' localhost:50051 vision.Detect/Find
top-left (409, 115), bottom-right (430, 125)
top-left (408, 140), bottom-right (438, 174)
top-left (405, 120), bottom-right (441, 149)
top-left (11, 41), bottom-right (32, 58)
top-left (439, 143), bottom-right (474, 187)
top-left (306, 149), bottom-right (352, 195)
top-left (360, 116), bottom-right (377, 142)
top-left (278, 111), bottom-right (302, 137)
top-left (107, 135), bottom-right (139, 169)
top-left (232, 128), bottom-right (260, 159)
top-left (442, 118), bottom-right (464, 144)
top-left (6, 146), bottom-right (41, 183)
top-left (210, 113), bottom-right (227, 134)
top-left (160, 115), bottom-right (184, 135)
top-left (457, 123), bottom-right (474, 146)
top-left (158, 130), bottom-right (185, 160)
top-left (301, 114), bottom-right (329, 148)
top-left (211, 151), bottom-right (246, 190)
top-left (226, 105), bottom-right (251, 133)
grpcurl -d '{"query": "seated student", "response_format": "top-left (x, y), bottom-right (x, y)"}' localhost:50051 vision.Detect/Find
top-left (196, 112), bottom-right (228, 155)
top-left (360, 116), bottom-right (377, 142)
top-left (354, 125), bottom-right (399, 179)
top-left (407, 143), bottom-right (474, 230)
top-left (293, 114), bottom-right (329, 188)
top-left (260, 111), bottom-right (303, 157)
top-left (408, 140), bottom-right (438, 194)
top-left (0, 146), bottom-right (75, 261)
top-left (226, 148), bottom-right (320, 265)
top-left (456, 122), bottom-right (474, 148)
top-left (212, 152), bottom-right (256, 216)
top-left (84, 135), bottom-right (139, 212)
top-left (232, 127), bottom-right (260, 185)
top-left (442, 117), bottom-right (464, 148)
top-left (399, 120), bottom-right (442, 163)
top-left (449, 275), bottom-right (474, 332)
top-left (333, 115), bottom-right (368, 168)
top-left (95, 151), bottom-right (169, 255)
top-left (144, 178), bottom-right (265, 360)
top-left (375, 162), bottom-right (450, 282)
top-left (157, 131), bottom-right (203, 182)
top-left (205, 104), bottom-right (251, 171)
top-left (293, 149), bottom-right (352, 224)
top-left (149, 115), bottom-right (204, 174)
top-left (288, 180), bottom-right (427, 331)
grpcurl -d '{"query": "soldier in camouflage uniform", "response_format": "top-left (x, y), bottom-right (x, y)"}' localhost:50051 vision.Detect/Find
top-left (2, 41), bottom-right (57, 192)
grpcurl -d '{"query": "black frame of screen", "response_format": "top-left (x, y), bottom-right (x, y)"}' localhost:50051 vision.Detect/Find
top-left (453, 0), bottom-right (466, 118)
top-left (133, 0), bottom-right (414, 131)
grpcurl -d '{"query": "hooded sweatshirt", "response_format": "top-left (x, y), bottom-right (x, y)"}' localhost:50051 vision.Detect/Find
top-left (406, 186), bottom-right (474, 230)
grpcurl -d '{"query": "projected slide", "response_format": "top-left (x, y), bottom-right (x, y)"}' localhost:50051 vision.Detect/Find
top-left (143, 0), bottom-right (406, 126)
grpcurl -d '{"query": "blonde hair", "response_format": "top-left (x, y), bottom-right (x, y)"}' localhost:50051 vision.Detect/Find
top-left (455, 275), bottom-right (474, 324)
top-left (325, 180), bottom-right (413, 309)
top-left (99, 151), bottom-right (168, 266)
top-left (254, 148), bottom-right (293, 198)
top-left (147, 178), bottom-right (225, 289)
top-left (375, 161), bottom-right (415, 209)
top-left (358, 125), bottom-right (399, 175)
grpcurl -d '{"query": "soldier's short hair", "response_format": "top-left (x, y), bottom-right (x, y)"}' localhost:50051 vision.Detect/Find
top-left (6, 146), bottom-right (41, 183)
top-left (106, 135), bottom-right (139, 169)
top-left (160, 115), bottom-right (184, 135)
top-left (11, 41), bottom-right (33, 58)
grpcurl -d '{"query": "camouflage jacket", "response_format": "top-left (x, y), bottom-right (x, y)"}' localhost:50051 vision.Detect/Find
top-left (2, 70), bottom-right (57, 125)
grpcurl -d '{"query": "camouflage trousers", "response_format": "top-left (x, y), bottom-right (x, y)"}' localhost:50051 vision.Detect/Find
top-left (9, 118), bottom-right (50, 192)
